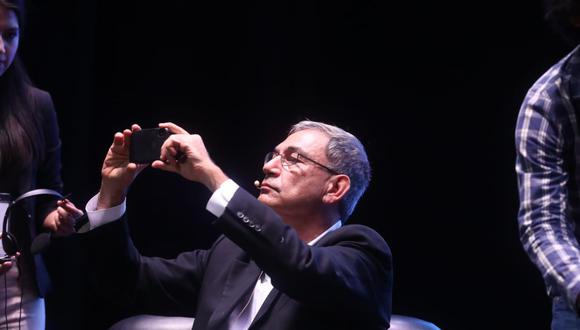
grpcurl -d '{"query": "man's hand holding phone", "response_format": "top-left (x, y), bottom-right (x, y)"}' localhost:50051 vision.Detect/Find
top-left (152, 122), bottom-right (229, 192)
top-left (98, 124), bottom-right (149, 209)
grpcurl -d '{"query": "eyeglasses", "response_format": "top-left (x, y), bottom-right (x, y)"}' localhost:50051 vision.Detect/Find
top-left (264, 148), bottom-right (339, 175)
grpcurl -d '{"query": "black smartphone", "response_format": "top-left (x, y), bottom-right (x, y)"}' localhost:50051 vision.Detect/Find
top-left (129, 128), bottom-right (171, 164)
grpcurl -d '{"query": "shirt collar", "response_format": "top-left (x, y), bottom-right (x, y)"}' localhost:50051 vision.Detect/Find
top-left (307, 220), bottom-right (342, 246)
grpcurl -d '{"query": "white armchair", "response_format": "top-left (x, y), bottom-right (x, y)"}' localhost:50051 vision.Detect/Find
top-left (108, 313), bottom-right (441, 330)
top-left (108, 315), bottom-right (194, 330)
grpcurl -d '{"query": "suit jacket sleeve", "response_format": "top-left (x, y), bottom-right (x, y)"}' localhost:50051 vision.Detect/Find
top-left (86, 216), bottom-right (211, 317)
top-left (212, 187), bottom-right (393, 325)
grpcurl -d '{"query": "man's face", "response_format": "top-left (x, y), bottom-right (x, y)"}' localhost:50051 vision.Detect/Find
top-left (258, 129), bottom-right (334, 218)
top-left (0, 6), bottom-right (19, 77)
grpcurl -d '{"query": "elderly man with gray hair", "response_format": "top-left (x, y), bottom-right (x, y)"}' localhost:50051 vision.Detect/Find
top-left (80, 120), bottom-right (393, 330)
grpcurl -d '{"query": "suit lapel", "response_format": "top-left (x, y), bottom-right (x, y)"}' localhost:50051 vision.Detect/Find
top-left (248, 231), bottom-right (340, 328)
top-left (246, 233), bottom-right (337, 328)
top-left (207, 257), bottom-right (262, 329)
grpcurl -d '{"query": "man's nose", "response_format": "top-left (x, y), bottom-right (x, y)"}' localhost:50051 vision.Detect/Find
top-left (262, 156), bottom-right (282, 175)
top-left (0, 37), bottom-right (5, 54)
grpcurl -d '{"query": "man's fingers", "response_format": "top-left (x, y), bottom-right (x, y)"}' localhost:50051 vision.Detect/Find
top-left (151, 160), bottom-right (177, 173)
top-left (111, 132), bottom-right (126, 152)
top-left (122, 129), bottom-right (133, 148)
top-left (160, 137), bottom-right (179, 162)
top-left (159, 122), bottom-right (189, 135)
top-left (168, 146), bottom-right (180, 160)
top-left (113, 132), bottom-right (124, 144)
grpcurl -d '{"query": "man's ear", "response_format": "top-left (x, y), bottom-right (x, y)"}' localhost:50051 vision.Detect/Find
top-left (322, 175), bottom-right (350, 204)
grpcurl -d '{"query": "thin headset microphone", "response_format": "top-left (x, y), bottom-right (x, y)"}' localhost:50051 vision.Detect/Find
top-left (254, 180), bottom-right (261, 189)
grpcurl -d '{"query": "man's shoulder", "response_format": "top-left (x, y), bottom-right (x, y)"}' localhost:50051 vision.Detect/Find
top-left (517, 49), bottom-right (580, 122)
top-left (323, 224), bottom-right (390, 252)
top-left (527, 46), bottom-right (580, 95)
top-left (337, 223), bottom-right (382, 236)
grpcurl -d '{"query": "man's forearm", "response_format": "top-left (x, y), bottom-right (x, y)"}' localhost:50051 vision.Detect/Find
top-left (97, 182), bottom-right (127, 210)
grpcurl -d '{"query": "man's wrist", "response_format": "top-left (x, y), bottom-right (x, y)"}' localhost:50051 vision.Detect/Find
top-left (97, 183), bottom-right (126, 209)
top-left (203, 164), bottom-right (229, 192)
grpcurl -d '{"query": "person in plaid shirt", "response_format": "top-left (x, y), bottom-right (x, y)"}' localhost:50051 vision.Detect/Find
top-left (516, 0), bottom-right (580, 328)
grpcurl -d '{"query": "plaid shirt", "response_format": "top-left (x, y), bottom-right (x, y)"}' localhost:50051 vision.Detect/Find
top-left (516, 45), bottom-right (580, 310)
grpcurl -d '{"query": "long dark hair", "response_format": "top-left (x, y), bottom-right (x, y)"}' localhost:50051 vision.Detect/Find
top-left (0, 0), bottom-right (42, 176)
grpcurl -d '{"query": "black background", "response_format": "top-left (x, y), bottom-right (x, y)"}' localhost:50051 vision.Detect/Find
top-left (15, 0), bottom-right (571, 329)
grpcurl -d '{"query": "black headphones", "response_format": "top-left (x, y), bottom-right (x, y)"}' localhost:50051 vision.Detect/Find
top-left (1, 189), bottom-right (65, 256)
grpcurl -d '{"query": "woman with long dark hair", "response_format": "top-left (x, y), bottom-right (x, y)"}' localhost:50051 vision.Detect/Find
top-left (0, 0), bottom-right (83, 328)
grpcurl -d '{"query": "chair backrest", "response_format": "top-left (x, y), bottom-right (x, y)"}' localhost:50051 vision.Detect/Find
top-left (108, 315), bottom-right (194, 330)
top-left (389, 314), bottom-right (441, 330)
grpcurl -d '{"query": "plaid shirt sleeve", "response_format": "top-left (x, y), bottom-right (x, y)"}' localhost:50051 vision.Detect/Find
top-left (515, 66), bottom-right (580, 311)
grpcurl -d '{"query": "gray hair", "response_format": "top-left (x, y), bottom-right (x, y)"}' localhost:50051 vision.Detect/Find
top-left (289, 120), bottom-right (371, 222)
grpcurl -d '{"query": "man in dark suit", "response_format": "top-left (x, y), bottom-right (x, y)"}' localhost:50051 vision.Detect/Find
top-left (80, 120), bottom-right (392, 329)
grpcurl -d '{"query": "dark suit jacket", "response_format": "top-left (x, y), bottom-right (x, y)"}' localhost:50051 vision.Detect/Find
top-left (5, 87), bottom-right (63, 297)
top-left (89, 187), bottom-right (393, 329)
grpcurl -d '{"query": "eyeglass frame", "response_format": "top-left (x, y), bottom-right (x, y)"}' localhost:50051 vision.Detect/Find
top-left (264, 147), bottom-right (340, 175)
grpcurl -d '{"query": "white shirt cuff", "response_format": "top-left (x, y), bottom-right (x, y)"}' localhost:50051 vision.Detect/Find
top-left (206, 179), bottom-right (239, 217)
top-left (85, 193), bottom-right (127, 230)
